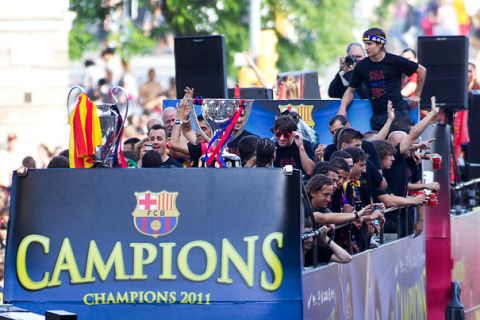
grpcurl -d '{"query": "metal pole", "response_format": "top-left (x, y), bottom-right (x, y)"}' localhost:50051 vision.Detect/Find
top-left (397, 208), bottom-right (402, 239)
top-left (249, 0), bottom-right (261, 58)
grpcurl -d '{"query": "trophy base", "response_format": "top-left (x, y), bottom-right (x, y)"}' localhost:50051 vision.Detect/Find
top-left (93, 161), bottom-right (110, 168)
top-left (199, 151), bottom-right (242, 168)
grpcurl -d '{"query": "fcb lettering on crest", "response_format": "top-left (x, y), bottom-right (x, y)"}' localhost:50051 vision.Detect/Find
top-left (132, 191), bottom-right (180, 238)
top-left (278, 104), bottom-right (315, 128)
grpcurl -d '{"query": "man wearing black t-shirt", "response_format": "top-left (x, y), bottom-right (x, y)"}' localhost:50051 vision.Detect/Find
top-left (148, 124), bottom-right (181, 168)
top-left (383, 99), bottom-right (439, 199)
top-left (337, 27), bottom-right (426, 130)
top-left (371, 139), bottom-right (426, 234)
top-left (273, 115), bottom-right (315, 177)
top-left (324, 126), bottom-right (382, 171)
top-left (303, 219), bottom-right (352, 267)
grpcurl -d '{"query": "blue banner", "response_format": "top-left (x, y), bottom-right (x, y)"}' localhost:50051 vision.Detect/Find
top-left (166, 99), bottom-right (419, 145)
top-left (5, 169), bottom-right (303, 320)
top-left (302, 235), bottom-right (426, 320)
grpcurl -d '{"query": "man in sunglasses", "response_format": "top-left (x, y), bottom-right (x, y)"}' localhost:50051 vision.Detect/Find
top-left (272, 115), bottom-right (315, 177)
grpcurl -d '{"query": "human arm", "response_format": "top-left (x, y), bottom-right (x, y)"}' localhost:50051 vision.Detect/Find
top-left (170, 87), bottom-right (195, 155)
top-left (313, 211), bottom-right (359, 225)
top-left (328, 59), bottom-right (353, 98)
top-left (170, 123), bottom-right (190, 156)
top-left (377, 193), bottom-right (425, 208)
top-left (413, 65), bottom-right (426, 98)
top-left (293, 131), bottom-right (315, 176)
top-left (319, 227), bottom-right (352, 263)
top-left (328, 73), bottom-right (347, 98)
top-left (177, 87), bottom-right (196, 143)
top-left (399, 96), bottom-right (439, 154)
top-left (313, 205), bottom-right (372, 225)
top-left (337, 87), bottom-right (356, 116)
top-left (243, 52), bottom-right (270, 88)
top-left (407, 181), bottom-right (440, 192)
top-left (406, 64), bottom-right (426, 108)
top-left (374, 100), bottom-right (395, 140)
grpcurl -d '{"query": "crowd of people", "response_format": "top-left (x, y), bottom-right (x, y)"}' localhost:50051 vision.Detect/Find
top-left (1, 25), bottom-right (472, 280)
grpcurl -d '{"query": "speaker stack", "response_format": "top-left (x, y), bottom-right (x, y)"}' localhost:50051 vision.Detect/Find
top-left (417, 36), bottom-right (468, 112)
top-left (467, 91), bottom-right (480, 178)
top-left (174, 35), bottom-right (228, 99)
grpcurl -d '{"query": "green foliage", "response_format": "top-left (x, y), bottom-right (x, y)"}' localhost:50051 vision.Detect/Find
top-left (162, 0), bottom-right (250, 78)
top-left (68, 0), bottom-right (106, 60)
top-left (374, 0), bottom-right (397, 25)
top-left (372, 0), bottom-right (396, 28)
top-left (69, 22), bottom-right (98, 60)
top-left (263, 0), bottom-right (356, 73)
top-left (69, 0), bottom-right (356, 78)
top-left (68, 0), bottom-right (155, 60)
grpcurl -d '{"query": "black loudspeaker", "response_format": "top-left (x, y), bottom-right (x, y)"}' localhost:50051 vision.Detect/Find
top-left (468, 91), bottom-right (480, 177)
top-left (174, 35), bottom-right (227, 99)
top-left (418, 36), bottom-right (468, 112)
top-left (227, 87), bottom-right (273, 99)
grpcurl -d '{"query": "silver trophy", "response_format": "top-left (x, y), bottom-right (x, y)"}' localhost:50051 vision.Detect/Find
top-left (66, 86), bottom-right (129, 167)
top-left (188, 98), bottom-right (253, 168)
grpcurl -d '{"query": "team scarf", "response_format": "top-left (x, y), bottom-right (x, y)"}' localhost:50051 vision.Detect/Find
top-left (69, 94), bottom-right (103, 168)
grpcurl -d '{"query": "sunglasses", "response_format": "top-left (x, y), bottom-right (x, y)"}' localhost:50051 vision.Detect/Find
top-left (274, 131), bottom-right (292, 139)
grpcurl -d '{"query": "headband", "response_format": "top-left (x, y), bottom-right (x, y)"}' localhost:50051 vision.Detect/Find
top-left (362, 35), bottom-right (386, 44)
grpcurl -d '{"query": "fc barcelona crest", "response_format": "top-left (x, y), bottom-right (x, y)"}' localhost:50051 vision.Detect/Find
top-left (132, 191), bottom-right (180, 238)
top-left (278, 104), bottom-right (315, 127)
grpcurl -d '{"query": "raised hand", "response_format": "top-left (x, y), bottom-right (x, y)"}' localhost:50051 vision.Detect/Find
top-left (387, 100), bottom-right (395, 121)
top-left (178, 87), bottom-right (193, 122)
top-left (315, 144), bottom-right (326, 161)
top-left (292, 131), bottom-right (304, 148)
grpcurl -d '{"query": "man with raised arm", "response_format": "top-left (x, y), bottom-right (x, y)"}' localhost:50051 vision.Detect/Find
top-left (337, 27), bottom-right (426, 131)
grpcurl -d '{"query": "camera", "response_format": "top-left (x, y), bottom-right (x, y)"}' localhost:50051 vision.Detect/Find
top-left (345, 55), bottom-right (357, 67)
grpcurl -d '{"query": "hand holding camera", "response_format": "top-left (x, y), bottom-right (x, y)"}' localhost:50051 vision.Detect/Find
top-left (339, 56), bottom-right (356, 72)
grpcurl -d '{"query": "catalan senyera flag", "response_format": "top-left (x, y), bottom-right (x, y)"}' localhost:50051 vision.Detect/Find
top-left (69, 94), bottom-right (103, 168)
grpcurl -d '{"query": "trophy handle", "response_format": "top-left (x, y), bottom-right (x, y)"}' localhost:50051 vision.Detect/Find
top-left (66, 86), bottom-right (86, 116)
top-left (230, 100), bottom-right (253, 141)
top-left (111, 86), bottom-right (129, 127)
top-left (111, 86), bottom-right (129, 147)
top-left (189, 99), bottom-right (212, 142)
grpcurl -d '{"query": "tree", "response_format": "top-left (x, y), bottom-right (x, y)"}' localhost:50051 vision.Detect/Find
top-left (263, 0), bottom-right (356, 73)
top-left (161, 0), bottom-right (250, 77)
top-left (69, 0), bottom-right (356, 78)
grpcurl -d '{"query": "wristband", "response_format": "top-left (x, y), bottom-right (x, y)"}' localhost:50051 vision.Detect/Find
top-left (327, 238), bottom-right (333, 246)
top-left (354, 211), bottom-right (359, 219)
top-left (174, 119), bottom-right (182, 125)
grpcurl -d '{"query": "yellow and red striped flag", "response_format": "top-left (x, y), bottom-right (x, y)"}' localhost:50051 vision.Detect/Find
top-left (69, 93), bottom-right (102, 168)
